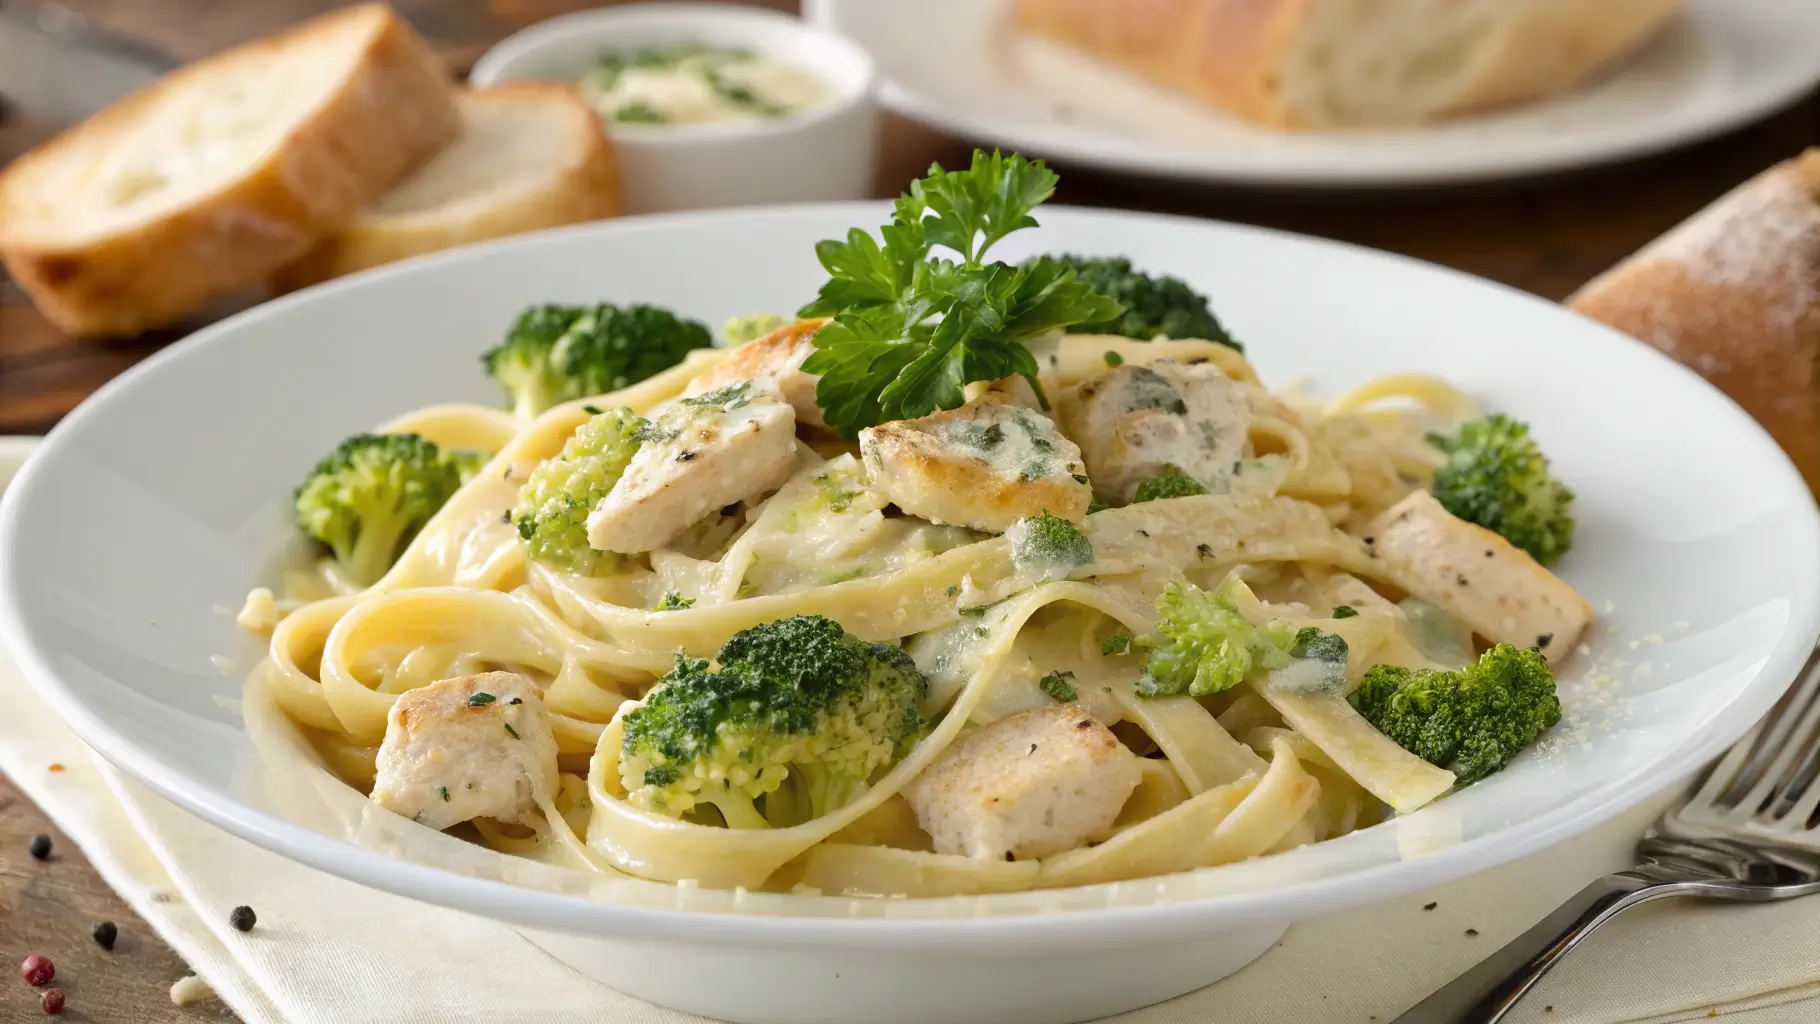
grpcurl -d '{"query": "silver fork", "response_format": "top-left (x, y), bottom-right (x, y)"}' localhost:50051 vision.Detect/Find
top-left (1393, 648), bottom-right (1820, 1024)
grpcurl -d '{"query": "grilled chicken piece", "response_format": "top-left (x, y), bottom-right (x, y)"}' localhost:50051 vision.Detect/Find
top-left (1059, 360), bottom-right (1250, 504)
top-left (860, 396), bottom-right (1091, 532)
top-left (904, 704), bottom-right (1142, 861)
top-left (683, 318), bottom-right (828, 430)
top-left (1368, 489), bottom-right (1593, 663)
top-left (371, 671), bottom-right (558, 831)
top-left (588, 379), bottom-right (797, 553)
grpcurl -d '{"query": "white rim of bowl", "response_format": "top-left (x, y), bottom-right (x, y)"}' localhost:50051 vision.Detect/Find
top-left (1, 204), bottom-right (1816, 950)
top-left (468, 2), bottom-right (876, 146)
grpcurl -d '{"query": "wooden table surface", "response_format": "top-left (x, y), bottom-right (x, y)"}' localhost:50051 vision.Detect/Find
top-left (2, 1), bottom-right (1818, 1019)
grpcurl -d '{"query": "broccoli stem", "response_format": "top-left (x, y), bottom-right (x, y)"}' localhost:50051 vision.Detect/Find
top-left (704, 787), bottom-right (770, 830)
top-left (797, 763), bottom-right (866, 820)
top-left (508, 371), bottom-right (564, 421)
top-left (344, 503), bottom-right (413, 586)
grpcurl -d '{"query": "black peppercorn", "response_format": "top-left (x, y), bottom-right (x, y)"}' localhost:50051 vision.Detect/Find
top-left (28, 834), bottom-right (51, 860)
top-left (229, 905), bottom-right (256, 932)
top-left (91, 921), bottom-right (118, 951)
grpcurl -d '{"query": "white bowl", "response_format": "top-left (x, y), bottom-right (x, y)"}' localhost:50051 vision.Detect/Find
top-left (471, 3), bottom-right (877, 215)
top-left (2, 204), bottom-right (1817, 1024)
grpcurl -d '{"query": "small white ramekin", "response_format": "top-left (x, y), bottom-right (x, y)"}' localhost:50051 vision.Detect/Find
top-left (470, 3), bottom-right (878, 215)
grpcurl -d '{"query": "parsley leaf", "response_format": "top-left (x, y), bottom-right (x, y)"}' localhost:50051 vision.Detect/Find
top-left (800, 151), bottom-right (1122, 437)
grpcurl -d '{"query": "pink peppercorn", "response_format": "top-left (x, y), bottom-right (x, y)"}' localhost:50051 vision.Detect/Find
top-left (40, 988), bottom-right (65, 1014)
top-left (19, 954), bottom-right (54, 986)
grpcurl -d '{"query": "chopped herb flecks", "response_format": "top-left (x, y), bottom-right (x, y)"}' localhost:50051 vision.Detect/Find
top-left (1039, 671), bottom-right (1077, 702)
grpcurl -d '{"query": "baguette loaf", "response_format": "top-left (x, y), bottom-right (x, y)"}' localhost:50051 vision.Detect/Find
top-left (274, 83), bottom-right (621, 292)
top-left (1570, 150), bottom-right (1820, 492)
top-left (0, 4), bottom-right (457, 337)
top-left (1014, 0), bottom-right (1683, 130)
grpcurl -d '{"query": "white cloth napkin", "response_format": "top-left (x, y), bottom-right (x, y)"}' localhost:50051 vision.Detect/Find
top-left (3, 438), bottom-right (1818, 1024)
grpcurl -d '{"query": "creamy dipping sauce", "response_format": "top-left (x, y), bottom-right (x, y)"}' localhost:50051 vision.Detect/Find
top-left (576, 45), bottom-right (831, 126)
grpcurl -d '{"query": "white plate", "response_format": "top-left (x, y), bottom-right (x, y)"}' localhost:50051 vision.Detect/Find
top-left (808, 0), bottom-right (1820, 187)
top-left (2, 205), bottom-right (1817, 1024)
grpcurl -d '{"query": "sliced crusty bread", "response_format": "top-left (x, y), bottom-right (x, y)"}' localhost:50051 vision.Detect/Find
top-left (1570, 150), bottom-right (1820, 492)
top-left (1014, 0), bottom-right (1682, 129)
top-left (273, 83), bottom-right (621, 292)
top-left (0, 4), bottom-right (457, 337)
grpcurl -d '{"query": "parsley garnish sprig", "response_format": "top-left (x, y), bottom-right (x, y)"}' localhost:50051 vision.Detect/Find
top-left (799, 151), bottom-right (1122, 437)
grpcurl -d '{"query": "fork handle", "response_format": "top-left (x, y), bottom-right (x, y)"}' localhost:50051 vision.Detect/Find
top-left (1391, 872), bottom-right (1696, 1023)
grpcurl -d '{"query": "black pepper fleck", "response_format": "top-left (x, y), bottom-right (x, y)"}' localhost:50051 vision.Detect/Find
top-left (230, 905), bottom-right (257, 932)
top-left (1027, 743), bottom-right (1037, 755)
top-left (1465, 928), bottom-right (1479, 937)
top-left (1423, 902), bottom-right (1437, 911)
top-left (1196, 543), bottom-right (1213, 559)
top-left (499, 511), bottom-right (511, 524)
top-left (91, 921), bottom-right (117, 951)
top-left (1005, 851), bottom-right (1016, 861)
top-left (508, 696), bottom-right (523, 705)
top-left (1076, 720), bottom-right (1093, 729)
top-left (676, 450), bottom-right (697, 462)
top-left (1363, 536), bottom-right (1375, 545)
top-left (28, 834), bottom-right (51, 860)
top-left (1536, 633), bottom-right (1554, 648)
top-left (1456, 574), bottom-right (1470, 587)
top-left (1484, 550), bottom-right (1494, 558)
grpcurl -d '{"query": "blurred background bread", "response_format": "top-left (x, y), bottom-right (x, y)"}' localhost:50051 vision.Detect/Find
top-left (1014, 0), bottom-right (1684, 129)
top-left (273, 83), bottom-right (621, 292)
top-left (1570, 149), bottom-right (1820, 492)
top-left (0, 4), bottom-right (457, 337)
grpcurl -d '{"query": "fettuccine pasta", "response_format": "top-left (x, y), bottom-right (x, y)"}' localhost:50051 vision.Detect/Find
top-left (242, 322), bottom-right (1591, 899)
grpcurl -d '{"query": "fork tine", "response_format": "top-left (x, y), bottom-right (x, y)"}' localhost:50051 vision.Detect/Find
top-left (1777, 736), bottom-right (1820, 829)
top-left (1714, 649), bottom-right (1820, 807)
top-left (1691, 730), bottom-right (1760, 814)
top-left (1739, 671), bottom-right (1820, 820)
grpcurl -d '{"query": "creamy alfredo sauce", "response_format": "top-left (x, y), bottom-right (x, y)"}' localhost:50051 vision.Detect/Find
top-left (576, 45), bottom-right (831, 126)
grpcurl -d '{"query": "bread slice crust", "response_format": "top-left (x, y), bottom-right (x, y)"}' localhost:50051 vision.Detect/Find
top-left (1014, 0), bottom-right (1681, 129)
top-left (0, 3), bottom-right (458, 336)
top-left (1570, 150), bottom-right (1820, 492)
top-left (273, 83), bottom-right (621, 291)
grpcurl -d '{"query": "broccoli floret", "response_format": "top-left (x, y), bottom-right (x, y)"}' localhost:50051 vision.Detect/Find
top-left (1349, 643), bottom-right (1560, 784)
top-left (513, 408), bottom-right (647, 575)
top-left (1133, 464), bottom-right (1209, 503)
top-left (482, 302), bottom-right (714, 418)
top-left (619, 615), bottom-right (927, 828)
top-left (294, 433), bottom-right (480, 587)
top-left (723, 312), bottom-right (786, 346)
top-left (1137, 578), bottom-right (1349, 698)
top-left (1428, 414), bottom-right (1575, 566)
top-left (1039, 255), bottom-right (1239, 350)
top-left (1006, 510), bottom-right (1093, 581)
